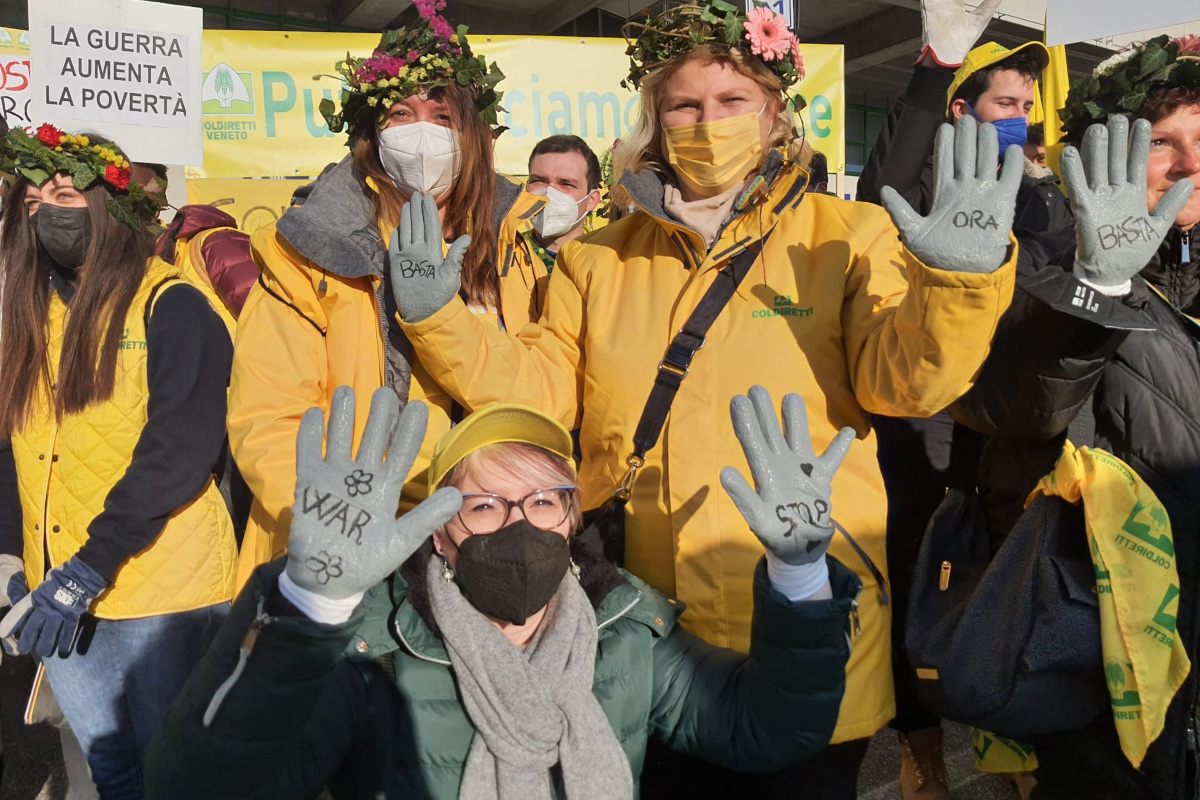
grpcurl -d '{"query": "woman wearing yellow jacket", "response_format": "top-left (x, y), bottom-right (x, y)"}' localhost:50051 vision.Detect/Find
top-left (385, 3), bottom-right (1024, 796)
top-left (227, 3), bottom-right (548, 587)
top-left (0, 125), bottom-right (236, 798)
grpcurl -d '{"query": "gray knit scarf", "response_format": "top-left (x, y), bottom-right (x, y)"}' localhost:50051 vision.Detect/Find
top-left (424, 556), bottom-right (634, 800)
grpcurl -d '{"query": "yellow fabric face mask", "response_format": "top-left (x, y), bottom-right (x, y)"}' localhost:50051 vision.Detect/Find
top-left (664, 104), bottom-right (766, 198)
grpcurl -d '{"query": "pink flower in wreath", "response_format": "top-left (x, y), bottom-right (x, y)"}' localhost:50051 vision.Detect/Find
top-left (1175, 34), bottom-right (1200, 57)
top-left (789, 35), bottom-right (806, 79)
top-left (744, 6), bottom-right (791, 62)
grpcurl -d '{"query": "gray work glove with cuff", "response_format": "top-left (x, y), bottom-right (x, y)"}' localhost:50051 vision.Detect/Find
top-left (882, 116), bottom-right (1021, 274)
top-left (281, 386), bottom-right (463, 623)
top-left (1062, 116), bottom-right (1195, 296)
top-left (720, 386), bottom-right (856, 602)
top-left (918, 0), bottom-right (1001, 67)
top-left (389, 191), bottom-right (471, 323)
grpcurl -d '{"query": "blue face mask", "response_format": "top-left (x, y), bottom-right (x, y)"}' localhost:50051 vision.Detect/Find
top-left (964, 103), bottom-right (1028, 153)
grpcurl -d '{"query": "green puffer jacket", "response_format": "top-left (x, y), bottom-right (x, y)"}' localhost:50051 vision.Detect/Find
top-left (145, 541), bottom-right (860, 800)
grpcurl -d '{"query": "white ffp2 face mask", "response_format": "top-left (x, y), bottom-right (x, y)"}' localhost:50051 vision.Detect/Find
top-left (530, 185), bottom-right (589, 240)
top-left (378, 122), bottom-right (462, 199)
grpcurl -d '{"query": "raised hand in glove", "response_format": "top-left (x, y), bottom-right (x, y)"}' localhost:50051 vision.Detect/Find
top-left (388, 191), bottom-right (471, 323)
top-left (919, 0), bottom-right (1001, 67)
top-left (882, 116), bottom-right (1021, 274)
top-left (1062, 116), bottom-right (1195, 292)
top-left (284, 387), bottom-right (462, 608)
top-left (720, 386), bottom-right (856, 599)
top-left (0, 556), bottom-right (106, 657)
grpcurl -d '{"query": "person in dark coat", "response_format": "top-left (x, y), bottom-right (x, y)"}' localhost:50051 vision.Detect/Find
top-left (950, 34), bottom-right (1200, 800)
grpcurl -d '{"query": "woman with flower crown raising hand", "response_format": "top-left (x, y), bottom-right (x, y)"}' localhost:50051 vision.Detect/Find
top-left (383, 1), bottom-right (1027, 796)
top-left (226, 0), bottom-right (553, 590)
top-left (0, 125), bottom-right (237, 798)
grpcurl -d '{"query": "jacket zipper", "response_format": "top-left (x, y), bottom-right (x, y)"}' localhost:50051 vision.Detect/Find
top-left (372, 279), bottom-right (390, 389)
top-left (596, 591), bottom-right (642, 630)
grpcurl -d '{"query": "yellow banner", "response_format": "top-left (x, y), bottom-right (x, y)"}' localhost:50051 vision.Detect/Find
top-left (192, 31), bottom-right (844, 180)
top-left (185, 177), bottom-right (303, 235)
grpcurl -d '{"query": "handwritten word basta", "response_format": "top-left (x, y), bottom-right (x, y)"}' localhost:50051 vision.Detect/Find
top-left (1097, 216), bottom-right (1154, 250)
top-left (396, 258), bottom-right (436, 279)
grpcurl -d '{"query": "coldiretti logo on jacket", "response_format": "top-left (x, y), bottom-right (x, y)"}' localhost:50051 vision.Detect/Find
top-left (119, 328), bottom-right (147, 350)
top-left (752, 294), bottom-right (813, 319)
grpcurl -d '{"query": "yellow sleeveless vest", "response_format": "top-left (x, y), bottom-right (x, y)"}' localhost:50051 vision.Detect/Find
top-left (11, 258), bottom-right (237, 619)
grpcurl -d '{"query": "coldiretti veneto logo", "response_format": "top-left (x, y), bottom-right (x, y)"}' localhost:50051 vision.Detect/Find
top-left (202, 63), bottom-right (254, 114)
top-left (752, 294), bottom-right (813, 319)
top-left (1105, 658), bottom-right (1141, 713)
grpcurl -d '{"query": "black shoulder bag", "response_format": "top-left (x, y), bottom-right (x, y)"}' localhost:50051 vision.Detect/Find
top-left (579, 238), bottom-right (766, 565)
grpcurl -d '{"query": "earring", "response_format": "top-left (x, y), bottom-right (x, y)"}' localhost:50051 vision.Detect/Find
top-left (441, 558), bottom-right (455, 582)
top-left (570, 558), bottom-right (581, 580)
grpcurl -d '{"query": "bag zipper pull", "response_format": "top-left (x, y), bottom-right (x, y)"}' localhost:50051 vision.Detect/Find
top-left (1183, 230), bottom-right (1192, 265)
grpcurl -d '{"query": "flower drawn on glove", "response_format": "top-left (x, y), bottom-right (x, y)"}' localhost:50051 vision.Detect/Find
top-left (344, 469), bottom-right (374, 497)
top-left (304, 551), bottom-right (345, 586)
top-left (396, 258), bottom-right (435, 280)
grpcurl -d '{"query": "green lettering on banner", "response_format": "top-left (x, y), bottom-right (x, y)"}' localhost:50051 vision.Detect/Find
top-left (1152, 583), bottom-right (1181, 634)
top-left (547, 90), bottom-right (571, 135)
top-left (302, 88), bottom-right (336, 139)
top-left (262, 71), bottom-right (296, 138)
top-left (577, 91), bottom-right (620, 137)
top-left (809, 95), bottom-right (832, 137)
top-left (1121, 501), bottom-right (1175, 556)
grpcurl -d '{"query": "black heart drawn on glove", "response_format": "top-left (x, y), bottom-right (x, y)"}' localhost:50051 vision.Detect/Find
top-left (800, 463), bottom-right (814, 477)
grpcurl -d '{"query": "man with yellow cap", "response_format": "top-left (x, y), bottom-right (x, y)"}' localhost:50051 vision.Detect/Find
top-left (855, 3), bottom-right (1070, 800)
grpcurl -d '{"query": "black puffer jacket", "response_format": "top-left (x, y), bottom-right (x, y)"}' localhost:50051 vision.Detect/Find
top-left (953, 227), bottom-right (1200, 799)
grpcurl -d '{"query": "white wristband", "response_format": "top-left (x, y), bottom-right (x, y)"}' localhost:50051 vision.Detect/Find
top-left (1073, 262), bottom-right (1132, 297)
top-left (278, 571), bottom-right (364, 625)
top-left (765, 554), bottom-right (833, 602)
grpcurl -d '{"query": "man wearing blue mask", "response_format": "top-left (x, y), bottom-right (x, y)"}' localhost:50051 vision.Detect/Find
top-left (855, 4), bottom-right (1072, 800)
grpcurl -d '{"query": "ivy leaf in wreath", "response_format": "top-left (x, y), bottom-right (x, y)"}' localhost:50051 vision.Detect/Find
top-left (72, 163), bottom-right (96, 191)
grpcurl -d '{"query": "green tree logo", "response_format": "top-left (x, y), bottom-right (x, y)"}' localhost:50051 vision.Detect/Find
top-left (202, 63), bottom-right (253, 114)
top-left (214, 66), bottom-right (235, 108)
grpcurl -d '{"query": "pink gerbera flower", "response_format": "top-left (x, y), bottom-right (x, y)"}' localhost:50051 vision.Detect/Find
top-left (789, 34), bottom-right (806, 79)
top-left (744, 6), bottom-right (791, 62)
top-left (1175, 34), bottom-right (1200, 57)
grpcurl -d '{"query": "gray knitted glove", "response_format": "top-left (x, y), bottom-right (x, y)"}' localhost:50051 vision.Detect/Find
top-left (388, 191), bottom-right (470, 323)
top-left (920, 0), bottom-right (1002, 67)
top-left (285, 387), bottom-right (462, 601)
top-left (1063, 117), bottom-right (1195, 288)
top-left (882, 116), bottom-right (1022, 274)
top-left (720, 386), bottom-right (856, 565)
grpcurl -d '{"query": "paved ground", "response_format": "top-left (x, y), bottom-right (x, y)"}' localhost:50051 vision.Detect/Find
top-left (0, 650), bottom-right (1024, 800)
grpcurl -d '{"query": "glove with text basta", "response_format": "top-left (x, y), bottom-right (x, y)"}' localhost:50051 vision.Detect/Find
top-left (388, 191), bottom-right (471, 323)
top-left (720, 386), bottom-right (856, 597)
top-left (285, 386), bottom-right (463, 604)
top-left (882, 116), bottom-right (1021, 274)
top-left (0, 555), bottom-right (106, 658)
top-left (1062, 116), bottom-right (1195, 291)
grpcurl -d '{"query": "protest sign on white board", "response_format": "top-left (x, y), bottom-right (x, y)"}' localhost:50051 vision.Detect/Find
top-left (29, 0), bottom-right (202, 165)
top-left (1046, 0), bottom-right (1198, 47)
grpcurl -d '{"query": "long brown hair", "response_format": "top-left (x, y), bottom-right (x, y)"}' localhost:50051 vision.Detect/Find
top-left (0, 173), bottom-right (155, 436)
top-left (352, 82), bottom-right (501, 308)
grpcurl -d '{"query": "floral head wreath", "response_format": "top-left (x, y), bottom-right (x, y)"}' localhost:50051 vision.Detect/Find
top-left (0, 124), bottom-right (163, 230)
top-left (621, 0), bottom-right (807, 109)
top-left (318, 0), bottom-right (506, 141)
top-left (1061, 34), bottom-right (1200, 143)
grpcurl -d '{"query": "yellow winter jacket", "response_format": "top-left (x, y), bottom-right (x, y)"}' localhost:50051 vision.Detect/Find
top-left (400, 159), bottom-right (1017, 742)
top-left (229, 168), bottom-right (548, 589)
top-left (11, 259), bottom-right (237, 619)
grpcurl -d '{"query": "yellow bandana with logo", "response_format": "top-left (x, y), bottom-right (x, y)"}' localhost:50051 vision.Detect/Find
top-left (1030, 442), bottom-right (1191, 767)
top-left (971, 729), bottom-right (1038, 774)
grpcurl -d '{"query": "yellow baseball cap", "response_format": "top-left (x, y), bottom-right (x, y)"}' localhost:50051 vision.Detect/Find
top-left (947, 41), bottom-right (1050, 108)
top-left (427, 403), bottom-right (575, 494)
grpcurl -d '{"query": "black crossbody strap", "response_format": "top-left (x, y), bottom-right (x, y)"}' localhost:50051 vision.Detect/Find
top-left (616, 237), bottom-right (768, 498)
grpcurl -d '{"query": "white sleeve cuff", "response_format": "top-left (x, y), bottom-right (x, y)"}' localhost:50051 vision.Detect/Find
top-left (1073, 263), bottom-right (1132, 297)
top-left (766, 554), bottom-right (833, 602)
top-left (278, 571), bottom-right (364, 625)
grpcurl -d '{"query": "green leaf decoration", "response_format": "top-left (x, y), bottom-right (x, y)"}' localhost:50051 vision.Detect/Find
top-left (19, 167), bottom-right (49, 185)
top-left (711, 0), bottom-right (738, 11)
top-left (72, 163), bottom-right (96, 190)
top-left (318, 97), bottom-right (336, 120)
top-left (1138, 44), bottom-right (1169, 78)
top-left (722, 12), bottom-right (742, 45)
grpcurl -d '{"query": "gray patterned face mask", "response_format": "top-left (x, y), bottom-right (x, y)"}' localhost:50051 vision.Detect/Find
top-left (34, 204), bottom-right (92, 272)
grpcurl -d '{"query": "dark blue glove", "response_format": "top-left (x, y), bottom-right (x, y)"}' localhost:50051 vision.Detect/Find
top-left (0, 557), bottom-right (106, 658)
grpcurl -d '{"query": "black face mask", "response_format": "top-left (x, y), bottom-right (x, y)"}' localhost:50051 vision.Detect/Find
top-left (34, 204), bottom-right (92, 272)
top-left (449, 519), bottom-right (571, 625)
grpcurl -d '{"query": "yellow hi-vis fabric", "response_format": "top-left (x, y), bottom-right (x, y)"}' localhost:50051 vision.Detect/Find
top-left (1042, 42), bottom-right (1071, 179)
top-left (1030, 442), bottom-right (1191, 767)
top-left (11, 259), bottom-right (238, 619)
top-left (399, 159), bottom-right (1018, 742)
top-left (972, 729), bottom-right (1039, 774)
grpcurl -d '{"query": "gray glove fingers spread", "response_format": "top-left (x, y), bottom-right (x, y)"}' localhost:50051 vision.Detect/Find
top-left (1060, 145), bottom-right (1088, 200)
top-left (400, 194), bottom-right (416, 250)
top-left (1108, 115), bottom-right (1130, 187)
top-left (296, 406), bottom-right (327, 475)
top-left (975, 122), bottom-right (999, 178)
top-left (748, 385), bottom-right (789, 455)
top-left (817, 427), bottom-right (858, 484)
top-left (933, 122), bottom-right (956, 200)
top-left (420, 191), bottom-right (440, 245)
top-left (325, 386), bottom-right (357, 465)
top-left (780, 392), bottom-right (813, 457)
top-left (355, 387), bottom-right (400, 467)
top-left (879, 186), bottom-right (923, 236)
top-left (1128, 118), bottom-right (1152, 191)
top-left (383, 399), bottom-right (430, 498)
top-left (445, 234), bottom-right (472, 271)
top-left (730, 394), bottom-right (771, 488)
top-left (1153, 178), bottom-right (1196, 225)
top-left (390, 486), bottom-right (463, 556)
top-left (719, 465), bottom-right (768, 531)
top-left (1082, 122), bottom-right (1108, 189)
top-left (954, 116), bottom-right (978, 181)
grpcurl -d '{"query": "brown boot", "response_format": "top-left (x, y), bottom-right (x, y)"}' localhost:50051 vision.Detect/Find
top-left (899, 728), bottom-right (950, 800)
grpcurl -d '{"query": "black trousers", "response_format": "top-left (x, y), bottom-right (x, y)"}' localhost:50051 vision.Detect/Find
top-left (638, 737), bottom-right (871, 799)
